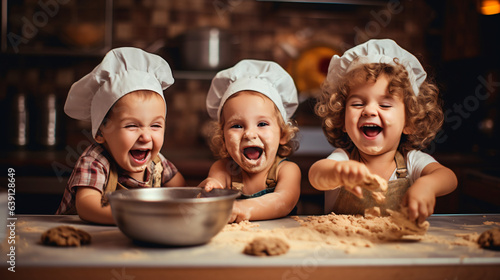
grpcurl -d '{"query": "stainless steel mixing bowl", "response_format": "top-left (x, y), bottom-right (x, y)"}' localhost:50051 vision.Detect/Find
top-left (108, 187), bottom-right (239, 246)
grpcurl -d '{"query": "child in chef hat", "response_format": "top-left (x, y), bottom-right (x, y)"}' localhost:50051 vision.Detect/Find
top-left (309, 39), bottom-right (457, 224)
top-left (56, 47), bottom-right (186, 224)
top-left (199, 59), bottom-right (301, 223)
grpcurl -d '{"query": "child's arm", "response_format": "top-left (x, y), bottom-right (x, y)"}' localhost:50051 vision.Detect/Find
top-left (197, 160), bottom-right (230, 191)
top-left (229, 161), bottom-right (301, 223)
top-left (75, 187), bottom-right (115, 225)
top-left (403, 162), bottom-right (457, 224)
top-left (308, 158), bottom-right (373, 198)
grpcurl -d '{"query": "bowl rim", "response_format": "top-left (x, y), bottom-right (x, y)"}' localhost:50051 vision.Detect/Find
top-left (107, 187), bottom-right (240, 204)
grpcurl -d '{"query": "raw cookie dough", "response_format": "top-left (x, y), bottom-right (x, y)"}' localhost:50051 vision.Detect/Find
top-left (386, 208), bottom-right (429, 237)
top-left (41, 226), bottom-right (91, 247)
top-left (364, 206), bottom-right (382, 217)
top-left (363, 173), bottom-right (388, 192)
top-left (297, 207), bottom-right (429, 243)
top-left (477, 228), bottom-right (500, 250)
top-left (243, 236), bottom-right (289, 256)
top-left (343, 173), bottom-right (388, 203)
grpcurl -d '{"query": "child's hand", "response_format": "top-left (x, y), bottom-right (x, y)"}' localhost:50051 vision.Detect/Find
top-left (197, 178), bottom-right (224, 192)
top-left (402, 180), bottom-right (436, 224)
top-left (228, 201), bottom-right (251, 223)
top-left (336, 160), bottom-right (377, 198)
top-left (402, 162), bottom-right (457, 224)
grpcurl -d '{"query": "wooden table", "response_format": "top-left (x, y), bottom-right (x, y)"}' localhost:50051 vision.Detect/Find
top-left (1, 214), bottom-right (500, 280)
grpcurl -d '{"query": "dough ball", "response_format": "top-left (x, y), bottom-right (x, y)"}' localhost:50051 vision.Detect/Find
top-left (478, 228), bottom-right (500, 250)
top-left (364, 206), bottom-right (382, 218)
top-left (364, 173), bottom-right (388, 192)
top-left (342, 173), bottom-right (387, 203)
top-left (243, 236), bottom-right (289, 256)
top-left (41, 226), bottom-right (91, 247)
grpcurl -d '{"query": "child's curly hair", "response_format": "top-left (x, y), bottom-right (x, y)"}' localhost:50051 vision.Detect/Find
top-left (208, 91), bottom-right (300, 159)
top-left (315, 62), bottom-right (443, 154)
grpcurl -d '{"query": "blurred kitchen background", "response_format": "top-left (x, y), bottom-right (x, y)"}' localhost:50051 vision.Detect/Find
top-left (0, 0), bottom-right (499, 215)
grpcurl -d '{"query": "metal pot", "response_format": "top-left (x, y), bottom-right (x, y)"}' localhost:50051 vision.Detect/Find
top-left (181, 27), bottom-right (233, 71)
top-left (108, 187), bottom-right (240, 246)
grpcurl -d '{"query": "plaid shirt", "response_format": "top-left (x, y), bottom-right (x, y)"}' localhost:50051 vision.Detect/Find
top-left (56, 143), bottom-right (178, 215)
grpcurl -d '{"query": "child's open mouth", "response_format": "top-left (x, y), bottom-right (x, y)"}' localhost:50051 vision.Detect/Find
top-left (130, 149), bottom-right (150, 164)
top-left (361, 124), bottom-right (383, 138)
top-left (243, 147), bottom-right (263, 160)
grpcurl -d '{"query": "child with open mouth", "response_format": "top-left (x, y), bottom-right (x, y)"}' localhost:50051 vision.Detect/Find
top-left (199, 60), bottom-right (301, 223)
top-left (309, 39), bottom-right (457, 224)
top-left (56, 47), bottom-right (186, 224)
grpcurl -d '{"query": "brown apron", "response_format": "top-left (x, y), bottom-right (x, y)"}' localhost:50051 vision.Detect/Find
top-left (332, 149), bottom-right (410, 215)
top-left (100, 156), bottom-right (163, 206)
top-left (230, 156), bottom-right (284, 198)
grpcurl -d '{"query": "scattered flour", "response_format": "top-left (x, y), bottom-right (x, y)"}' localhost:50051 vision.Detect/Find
top-left (212, 208), bottom-right (484, 255)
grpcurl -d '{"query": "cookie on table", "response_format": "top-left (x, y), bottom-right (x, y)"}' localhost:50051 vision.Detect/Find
top-left (243, 236), bottom-right (289, 256)
top-left (41, 226), bottom-right (91, 247)
top-left (478, 228), bottom-right (500, 250)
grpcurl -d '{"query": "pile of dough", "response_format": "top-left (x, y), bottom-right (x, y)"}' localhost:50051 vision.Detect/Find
top-left (296, 207), bottom-right (429, 242)
top-left (41, 226), bottom-right (91, 247)
top-left (385, 208), bottom-right (429, 237)
top-left (243, 236), bottom-right (290, 256)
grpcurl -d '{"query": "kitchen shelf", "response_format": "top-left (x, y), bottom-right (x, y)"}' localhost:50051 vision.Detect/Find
top-left (0, 48), bottom-right (110, 57)
top-left (1, 0), bottom-right (113, 56)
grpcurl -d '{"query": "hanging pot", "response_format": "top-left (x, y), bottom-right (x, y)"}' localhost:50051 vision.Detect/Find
top-left (181, 27), bottom-right (233, 71)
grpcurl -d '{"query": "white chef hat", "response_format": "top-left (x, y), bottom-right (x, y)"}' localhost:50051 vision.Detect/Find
top-left (64, 47), bottom-right (174, 138)
top-left (206, 59), bottom-right (298, 122)
top-left (326, 39), bottom-right (426, 95)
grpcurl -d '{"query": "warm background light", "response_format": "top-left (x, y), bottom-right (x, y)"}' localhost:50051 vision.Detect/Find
top-left (479, 0), bottom-right (500, 15)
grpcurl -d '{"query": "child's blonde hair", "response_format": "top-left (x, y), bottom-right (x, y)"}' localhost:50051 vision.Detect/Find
top-left (208, 91), bottom-right (299, 159)
top-left (316, 62), bottom-right (443, 154)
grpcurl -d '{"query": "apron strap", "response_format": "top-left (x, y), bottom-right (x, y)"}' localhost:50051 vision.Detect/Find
top-left (152, 156), bottom-right (163, 188)
top-left (394, 151), bottom-right (407, 178)
top-left (265, 156), bottom-right (286, 189)
top-left (230, 160), bottom-right (244, 192)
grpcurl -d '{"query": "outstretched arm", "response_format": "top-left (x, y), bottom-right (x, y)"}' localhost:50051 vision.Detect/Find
top-left (308, 158), bottom-right (374, 198)
top-left (229, 161), bottom-right (301, 223)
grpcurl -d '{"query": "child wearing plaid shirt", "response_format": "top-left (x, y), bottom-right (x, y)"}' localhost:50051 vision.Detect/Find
top-left (56, 47), bottom-right (186, 224)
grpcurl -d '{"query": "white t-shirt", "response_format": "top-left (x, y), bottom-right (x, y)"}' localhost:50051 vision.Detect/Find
top-left (324, 148), bottom-right (437, 214)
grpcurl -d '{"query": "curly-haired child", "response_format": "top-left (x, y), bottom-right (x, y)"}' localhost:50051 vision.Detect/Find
top-left (309, 39), bottom-right (457, 224)
top-left (198, 59), bottom-right (301, 223)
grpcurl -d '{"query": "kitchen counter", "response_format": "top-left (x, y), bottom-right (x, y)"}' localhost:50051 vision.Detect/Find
top-left (1, 214), bottom-right (500, 280)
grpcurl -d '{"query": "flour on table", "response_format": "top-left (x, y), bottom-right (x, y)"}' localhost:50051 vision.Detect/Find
top-left (295, 207), bottom-right (429, 243)
top-left (222, 220), bottom-right (261, 232)
top-left (212, 207), bottom-right (432, 254)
